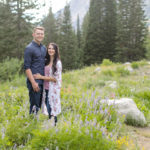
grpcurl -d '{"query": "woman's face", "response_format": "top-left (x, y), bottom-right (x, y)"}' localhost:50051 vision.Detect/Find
top-left (48, 44), bottom-right (55, 57)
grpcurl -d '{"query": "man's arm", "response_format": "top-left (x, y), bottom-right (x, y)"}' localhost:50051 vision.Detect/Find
top-left (33, 73), bottom-right (56, 82)
top-left (25, 69), bottom-right (40, 92)
top-left (24, 47), bottom-right (40, 92)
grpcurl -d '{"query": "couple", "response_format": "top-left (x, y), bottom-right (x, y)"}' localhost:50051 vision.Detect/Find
top-left (24, 26), bottom-right (62, 125)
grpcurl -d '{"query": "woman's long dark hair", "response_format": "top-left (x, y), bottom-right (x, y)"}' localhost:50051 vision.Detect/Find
top-left (45, 43), bottom-right (60, 75)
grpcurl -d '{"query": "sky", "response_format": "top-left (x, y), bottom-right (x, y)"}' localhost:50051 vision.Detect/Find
top-left (32, 0), bottom-right (71, 22)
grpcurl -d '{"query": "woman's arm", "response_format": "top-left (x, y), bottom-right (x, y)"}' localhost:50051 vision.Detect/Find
top-left (55, 60), bottom-right (62, 88)
top-left (33, 74), bottom-right (56, 82)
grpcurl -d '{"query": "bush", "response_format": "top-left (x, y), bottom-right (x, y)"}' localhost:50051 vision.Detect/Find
top-left (101, 70), bottom-right (115, 77)
top-left (115, 67), bottom-right (130, 77)
top-left (131, 62), bottom-right (139, 69)
top-left (101, 59), bottom-right (113, 66)
top-left (0, 58), bottom-right (23, 81)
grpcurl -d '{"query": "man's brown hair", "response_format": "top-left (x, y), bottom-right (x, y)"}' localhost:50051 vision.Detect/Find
top-left (33, 26), bottom-right (45, 33)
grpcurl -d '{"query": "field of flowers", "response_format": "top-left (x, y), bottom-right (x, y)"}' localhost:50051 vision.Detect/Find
top-left (0, 59), bottom-right (150, 149)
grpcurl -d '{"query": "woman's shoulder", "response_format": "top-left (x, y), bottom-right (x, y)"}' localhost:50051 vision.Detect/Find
top-left (57, 60), bottom-right (62, 65)
top-left (56, 60), bottom-right (62, 68)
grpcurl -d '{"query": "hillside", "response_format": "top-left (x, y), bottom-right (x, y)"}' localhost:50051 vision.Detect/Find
top-left (0, 60), bottom-right (150, 149)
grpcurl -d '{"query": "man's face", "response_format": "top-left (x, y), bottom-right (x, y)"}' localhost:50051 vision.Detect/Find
top-left (32, 29), bottom-right (44, 44)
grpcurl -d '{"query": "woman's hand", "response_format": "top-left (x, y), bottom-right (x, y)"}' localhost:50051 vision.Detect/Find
top-left (33, 73), bottom-right (42, 79)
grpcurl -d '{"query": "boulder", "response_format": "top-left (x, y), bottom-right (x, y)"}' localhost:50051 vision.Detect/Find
top-left (106, 81), bottom-right (117, 89)
top-left (94, 67), bottom-right (101, 73)
top-left (125, 66), bottom-right (133, 72)
top-left (101, 98), bottom-right (146, 126)
top-left (124, 62), bottom-right (131, 65)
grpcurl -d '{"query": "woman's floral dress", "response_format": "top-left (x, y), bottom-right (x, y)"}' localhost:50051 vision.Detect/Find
top-left (42, 60), bottom-right (62, 116)
top-left (48, 60), bottom-right (62, 116)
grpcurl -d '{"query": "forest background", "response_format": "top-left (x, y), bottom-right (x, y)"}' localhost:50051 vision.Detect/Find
top-left (0, 0), bottom-right (150, 71)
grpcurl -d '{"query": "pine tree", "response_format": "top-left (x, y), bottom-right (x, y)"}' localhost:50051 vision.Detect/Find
top-left (0, 1), bottom-right (16, 60)
top-left (58, 4), bottom-right (77, 70)
top-left (76, 15), bottom-right (83, 67)
top-left (83, 0), bottom-right (117, 65)
top-left (0, 0), bottom-right (36, 60)
top-left (42, 7), bottom-right (57, 45)
top-left (84, 0), bottom-right (103, 65)
top-left (116, 0), bottom-right (147, 62)
top-left (10, 0), bottom-right (36, 58)
top-left (103, 0), bottom-right (117, 61)
top-left (82, 11), bottom-right (89, 50)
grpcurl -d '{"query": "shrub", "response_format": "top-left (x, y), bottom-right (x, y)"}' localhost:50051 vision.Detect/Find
top-left (101, 70), bottom-right (115, 77)
top-left (131, 62), bottom-right (139, 69)
top-left (101, 59), bottom-right (113, 66)
top-left (115, 67), bottom-right (130, 77)
top-left (0, 58), bottom-right (23, 81)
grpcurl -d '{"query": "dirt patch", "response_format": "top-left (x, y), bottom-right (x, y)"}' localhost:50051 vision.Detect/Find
top-left (126, 126), bottom-right (150, 150)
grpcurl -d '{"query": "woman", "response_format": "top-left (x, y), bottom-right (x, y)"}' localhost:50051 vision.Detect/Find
top-left (34, 43), bottom-right (62, 126)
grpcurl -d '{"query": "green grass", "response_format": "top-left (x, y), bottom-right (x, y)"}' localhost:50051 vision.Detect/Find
top-left (1, 60), bottom-right (150, 149)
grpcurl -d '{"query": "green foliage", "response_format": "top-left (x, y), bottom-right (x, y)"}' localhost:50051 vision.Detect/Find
top-left (57, 4), bottom-right (78, 70)
top-left (101, 59), bottom-right (113, 66)
top-left (102, 69), bottom-right (115, 77)
top-left (29, 122), bottom-right (116, 150)
top-left (42, 7), bottom-right (57, 45)
top-left (145, 34), bottom-right (150, 59)
top-left (1, 60), bottom-right (150, 149)
top-left (115, 86), bottom-right (132, 97)
top-left (0, 0), bottom-right (35, 60)
top-left (134, 90), bottom-right (150, 110)
top-left (115, 67), bottom-right (130, 77)
top-left (116, 0), bottom-right (147, 62)
top-left (84, 0), bottom-right (117, 65)
top-left (0, 58), bottom-right (23, 81)
top-left (131, 62), bottom-right (139, 69)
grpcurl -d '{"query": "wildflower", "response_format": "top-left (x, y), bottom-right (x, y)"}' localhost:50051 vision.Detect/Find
top-left (104, 108), bottom-right (108, 115)
top-left (80, 120), bottom-right (83, 125)
top-left (55, 129), bottom-right (59, 133)
top-left (86, 121), bottom-right (89, 125)
top-left (99, 105), bottom-right (102, 111)
top-left (85, 129), bottom-right (89, 135)
top-left (1, 127), bottom-right (5, 139)
top-left (13, 144), bottom-right (17, 149)
top-left (56, 146), bottom-right (59, 150)
top-left (109, 115), bottom-right (112, 121)
top-left (104, 119), bottom-right (108, 124)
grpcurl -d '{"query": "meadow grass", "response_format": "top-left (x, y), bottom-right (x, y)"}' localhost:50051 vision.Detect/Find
top-left (0, 60), bottom-right (150, 149)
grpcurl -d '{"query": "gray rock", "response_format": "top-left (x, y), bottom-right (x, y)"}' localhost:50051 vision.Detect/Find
top-left (94, 67), bottom-right (101, 73)
top-left (125, 66), bottom-right (133, 72)
top-left (124, 62), bottom-right (131, 65)
top-left (101, 98), bottom-right (146, 126)
top-left (106, 81), bottom-right (117, 89)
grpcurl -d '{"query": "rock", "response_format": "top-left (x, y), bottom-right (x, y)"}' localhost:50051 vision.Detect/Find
top-left (125, 66), bottom-right (133, 72)
top-left (94, 67), bottom-right (101, 73)
top-left (101, 98), bottom-right (146, 126)
top-left (106, 81), bottom-right (117, 89)
top-left (124, 62), bottom-right (131, 65)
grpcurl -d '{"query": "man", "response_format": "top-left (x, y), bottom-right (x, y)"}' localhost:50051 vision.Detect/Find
top-left (24, 27), bottom-right (46, 114)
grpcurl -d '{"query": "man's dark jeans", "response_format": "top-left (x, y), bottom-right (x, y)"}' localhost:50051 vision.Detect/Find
top-left (45, 89), bottom-right (51, 118)
top-left (27, 83), bottom-right (43, 114)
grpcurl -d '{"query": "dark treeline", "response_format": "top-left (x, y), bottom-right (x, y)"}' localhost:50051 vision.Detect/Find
top-left (0, 0), bottom-right (147, 71)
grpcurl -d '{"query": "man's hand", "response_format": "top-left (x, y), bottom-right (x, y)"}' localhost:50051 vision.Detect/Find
top-left (25, 69), bottom-right (40, 92)
top-left (32, 82), bottom-right (40, 92)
